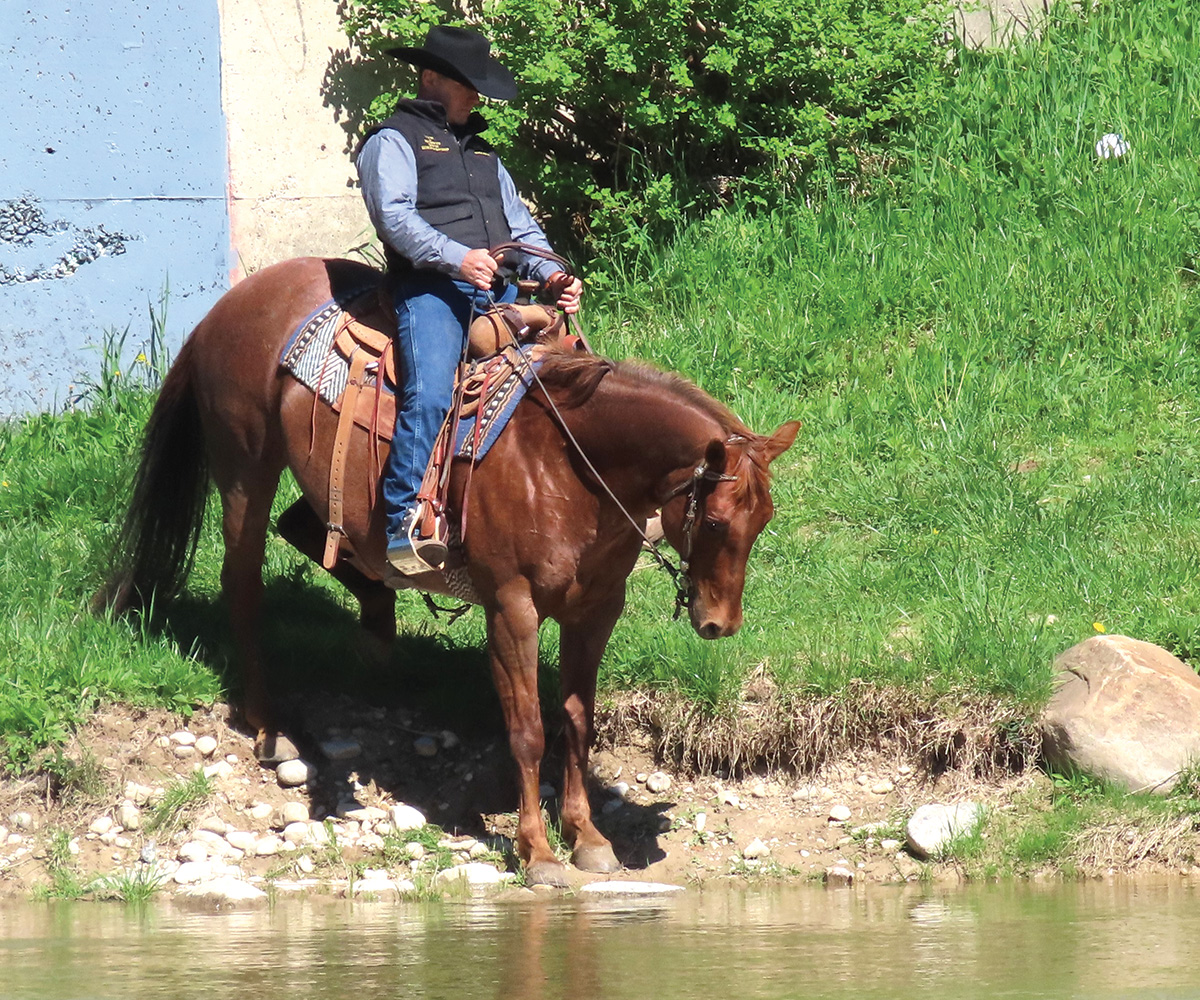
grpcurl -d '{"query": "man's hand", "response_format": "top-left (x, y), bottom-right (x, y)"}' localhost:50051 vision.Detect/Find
top-left (545, 271), bottom-right (584, 315)
top-left (460, 248), bottom-right (499, 290)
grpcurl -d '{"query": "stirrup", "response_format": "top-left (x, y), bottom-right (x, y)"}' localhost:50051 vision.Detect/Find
top-left (386, 509), bottom-right (448, 575)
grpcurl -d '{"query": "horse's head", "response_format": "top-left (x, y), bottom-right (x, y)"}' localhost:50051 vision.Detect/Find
top-left (660, 420), bottom-right (800, 639)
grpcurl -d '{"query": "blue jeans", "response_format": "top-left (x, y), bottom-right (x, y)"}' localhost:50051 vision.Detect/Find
top-left (383, 273), bottom-right (516, 538)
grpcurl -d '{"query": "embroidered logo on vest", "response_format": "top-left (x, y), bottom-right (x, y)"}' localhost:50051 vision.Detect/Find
top-left (420, 135), bottom-right (451, 152)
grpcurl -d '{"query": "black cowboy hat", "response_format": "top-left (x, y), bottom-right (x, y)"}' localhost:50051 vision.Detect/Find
top-left (385, 25), bottom-right (518, 101)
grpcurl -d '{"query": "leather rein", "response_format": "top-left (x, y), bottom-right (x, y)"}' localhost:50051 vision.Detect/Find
top-left (481, 243), bottom-right (738, 620)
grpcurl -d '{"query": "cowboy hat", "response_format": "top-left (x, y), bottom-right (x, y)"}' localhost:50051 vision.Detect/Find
top-left (385, 25), bottom-right (518, 101)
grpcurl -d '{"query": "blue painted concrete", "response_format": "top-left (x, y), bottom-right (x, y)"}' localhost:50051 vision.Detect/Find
top-left (1, 0), bottom-right (230, 415)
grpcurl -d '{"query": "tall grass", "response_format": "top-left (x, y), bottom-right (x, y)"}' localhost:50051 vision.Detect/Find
top-left (2, 0), bottom-right (1199, 767)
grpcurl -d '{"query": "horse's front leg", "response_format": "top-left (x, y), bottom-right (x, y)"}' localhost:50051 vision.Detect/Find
top-left (485, 585), bottom-right (567, 887)
top-left (558, 598), bottom-right (624, 874)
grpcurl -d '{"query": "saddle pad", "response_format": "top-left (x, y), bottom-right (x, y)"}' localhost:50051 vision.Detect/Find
top-left (280, 296), bottom-right (541, 464)
top-left (280, 290), bottom-right (383, 406)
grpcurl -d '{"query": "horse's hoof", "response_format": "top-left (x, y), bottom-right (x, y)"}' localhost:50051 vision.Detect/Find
top-left (525, 860), bottom-right (570, 888)
top-left (572, 844), bottom-right (622, 874)
top-left (254, 733), bottom-right (300, 766)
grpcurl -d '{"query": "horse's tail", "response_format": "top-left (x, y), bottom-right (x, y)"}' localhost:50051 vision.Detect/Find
top-left (94, 336), bottom-right (209, 614)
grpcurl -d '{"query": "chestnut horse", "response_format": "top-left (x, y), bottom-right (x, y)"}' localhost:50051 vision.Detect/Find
top-left (99, 256), bottom-right (799, 886)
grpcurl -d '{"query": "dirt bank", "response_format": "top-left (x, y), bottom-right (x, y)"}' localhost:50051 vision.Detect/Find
top-left (0, 694), bottom-right (1194, 900)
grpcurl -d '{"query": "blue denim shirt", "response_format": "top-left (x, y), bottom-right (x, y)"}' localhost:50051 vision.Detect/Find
top-left (357, 129), bottom-right (560, 283)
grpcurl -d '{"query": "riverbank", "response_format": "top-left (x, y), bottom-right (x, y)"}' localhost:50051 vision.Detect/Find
top-left (2, 693), bottom-right (1196, 903)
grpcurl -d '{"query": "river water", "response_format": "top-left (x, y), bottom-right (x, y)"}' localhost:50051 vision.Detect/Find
top-left (2, 881), bottom-right (1198, 999)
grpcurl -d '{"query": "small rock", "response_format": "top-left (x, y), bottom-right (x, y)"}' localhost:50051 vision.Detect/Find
top-left (196, 815), bottom-right (229, 835)
top-left (352, 878), bottom-right (399, 898)
top-left (226, 831), bottom-right (258, 853)
top-left (609, 781), bottom-right (631, 800)
top-left (413, 736), bottom-right (439, 758)
top-left (254, 836), bottom-right (284, 857)
top-left (173, 745), bottom-right (196, 759)
top-left (856, 774), bottom-right (870, 786)
top-left (203, 761), bottom-right (234, 780)
top-left (905, 802), bottom-right (983, 859)
top-left (170, 731), bottom-right (197, 747)
top-left (248, 802), bottom-right (273, 823)
top-left (320, 737), bottom-right (362, 762)
top-left (88, 815), bottom-right (114, 835)
top-left (718, 790), bottom-right (742, 809)
top-left (178, 876), bottom-right (267, 906)
top-left (114, 836), bottom-right (133, 849)
top-left (139, 842), bottom-right (157, 864)
top-left (124, 782), bottom-right (156, 806)
top-left (636, 773), bottom-right (648, 784)
top-left (871, 780), bottom-right (895, 795)
top-left (195, 736), bottom-right (218, 757)
top-left (897, 765), bottom-right (913, 776)
top-left (748, 780), bottom-right (768, 798)
top-left (388, 804), bottom-right (426, 832)
top-left (825, 866), bottom-right (855, 886)
top-left (742, 838), bottom-right (770, 859)
top-left (468, 842), bottom-right (490, 859)
top-left (646, 771), bottom-right (672, 795)
top-left (99, 831), bottom-right (119, 845)
top-left (306, 821), bottom-right (330, 845)
top-left (435, 863), bottom-right (511, 888)
top-left (406, 842), bottom-right (426, 860)
top-left (276, 759), bottom-right (316, 788)
top-left (881, 839), bottom-right (901, 852)
top-left (224, 754), bottom-right (239, 765)
top-left (828, 804), bottom-right (852, 823)
top-left (274, 802), bottom-right (310, 827)
top-left (173, 861), bottom-right (213, 884)
top-left (792, 785), bottom-right (833, 802)
top-left (296, 854), bottom-right (315, 874)
top-left (693, 812), bottom-right (707, 834)
top-left (178, 841), bottom-right (210, 863)
top-left (439, 730), bottom-right (460, 750)
top-left (358, 833), bottom-right (384, 852)
top-left (282, 822), bottom-right (310, 846)
top-left (116, 802), bottom-right (141, 831)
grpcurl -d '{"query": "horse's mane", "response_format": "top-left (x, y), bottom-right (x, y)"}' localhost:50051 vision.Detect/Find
top-left (536, 350), bottom-right (773, 505)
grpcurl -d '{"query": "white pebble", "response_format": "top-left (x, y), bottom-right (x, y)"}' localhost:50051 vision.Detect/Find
top-left (88, 816), bottom-right (114, 836)
top-left (829, 804), bottom-right (852, 823)
top-left (276, 759), bottom-right (316, 788)
top-left (173, 745), bottom-right (196, 758)
top-left (178, 841), bottom-right (209, 863)
top-left (274, 801), bottom-right (310, 827)
top-left (871, 780), bottom-right (895, 795)
top-left (388, 804), bottom-right (426, 832)
top-left (742, 838), bottom-right (770, 859)
top-left (170, 731), bottom-right (196, 746)
top-left (195, 736), bottom-right (218, 757)
top-left (116, 803), bottom-right (141, 831)
top-left (645, 771), bottom-right (672, 794)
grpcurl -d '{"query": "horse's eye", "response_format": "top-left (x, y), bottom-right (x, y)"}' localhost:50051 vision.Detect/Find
top-left (703, 517), bottom-right (728, 533)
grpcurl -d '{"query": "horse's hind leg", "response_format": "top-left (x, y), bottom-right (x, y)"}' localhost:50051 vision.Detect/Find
top-left (276, 498), bottom-right (396, 654)
top-left (212, 463), bottom-right (290, 761)
top-left (558, 604), bottom-right (623, 874)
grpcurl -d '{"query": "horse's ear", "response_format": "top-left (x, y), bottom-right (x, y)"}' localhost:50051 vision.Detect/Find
top-left (764, 420), bottom-right (801, 463)
top-left (705, 437), bottom-right (727, 472)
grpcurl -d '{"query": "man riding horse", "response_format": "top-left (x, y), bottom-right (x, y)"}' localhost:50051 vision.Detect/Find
top-left (356, 25), bottom-right (583, 576)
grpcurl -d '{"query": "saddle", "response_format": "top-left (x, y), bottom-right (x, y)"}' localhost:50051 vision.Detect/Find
top-left (320, 284), bottom-right (584, 571)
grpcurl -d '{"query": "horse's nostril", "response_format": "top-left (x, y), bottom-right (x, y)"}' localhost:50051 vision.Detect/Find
top-left (698, 621), bottom-right (722, 640)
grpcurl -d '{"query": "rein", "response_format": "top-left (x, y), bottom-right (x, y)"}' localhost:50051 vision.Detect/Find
top-left (514, 351), bottom-right (738, 619)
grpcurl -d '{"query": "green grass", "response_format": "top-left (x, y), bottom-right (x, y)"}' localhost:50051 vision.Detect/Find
top-left (3, 0), bottom-right (1200, 770)
top-left (144, 771), bottom-right (214, 835)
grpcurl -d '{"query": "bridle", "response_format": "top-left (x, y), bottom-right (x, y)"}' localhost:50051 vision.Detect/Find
top-left (664, 454), bottom-right (740, 618)
top-left (517, 350), bottom-right (743, 618)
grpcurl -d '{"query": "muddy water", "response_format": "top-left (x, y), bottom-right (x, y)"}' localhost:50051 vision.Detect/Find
top-left (2, 881), bottom-right (1199, 999)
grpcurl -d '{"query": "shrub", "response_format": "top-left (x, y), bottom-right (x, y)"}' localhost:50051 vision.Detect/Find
top-left (343, 0), bottom-right (955, 259)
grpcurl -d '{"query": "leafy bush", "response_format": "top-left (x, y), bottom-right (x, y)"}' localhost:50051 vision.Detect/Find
top-left (343, 0), bottom-right (955, 259)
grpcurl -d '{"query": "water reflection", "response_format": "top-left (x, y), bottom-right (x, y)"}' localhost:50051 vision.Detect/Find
top-left (1, 882), bottom-right (1200, 999)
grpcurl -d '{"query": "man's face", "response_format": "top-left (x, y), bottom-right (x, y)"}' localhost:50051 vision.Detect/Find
top-left (419, 70), bottom-right (480, 125)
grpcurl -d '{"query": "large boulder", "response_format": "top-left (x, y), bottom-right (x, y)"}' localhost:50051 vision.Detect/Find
top-left (1040, 635), bottom-right (1200, 794)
